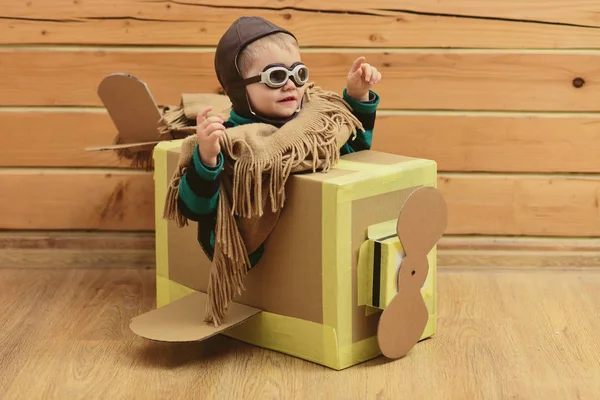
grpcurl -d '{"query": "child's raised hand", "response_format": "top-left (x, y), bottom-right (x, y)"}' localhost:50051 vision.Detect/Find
top-left (196, 106), bottom-right (225, 167)
top-left (346, 56), bottom-right (382, 102)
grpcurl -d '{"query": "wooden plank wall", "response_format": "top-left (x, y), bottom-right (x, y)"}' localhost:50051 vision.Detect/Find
top-left (1, 0), bottom-right (600, 268)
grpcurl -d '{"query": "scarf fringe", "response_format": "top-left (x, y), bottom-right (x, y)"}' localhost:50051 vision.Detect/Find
top-left (222, 86), bottom-right (363, 219)
top-left (204, 180), bottom-right (252, 327)
top-left (163, 85), bottom-right (363, 327)
top-left (162, 136), bottom-right (197, 227)
top-left (112, 134), bottom-right (155, 171)
top-left (158, 106), bottom-right (188, 138)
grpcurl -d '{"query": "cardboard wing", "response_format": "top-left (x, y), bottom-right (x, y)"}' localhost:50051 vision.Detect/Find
top-left (130, 291), bottom-right (261, 342)
top-left (86, 73), bottom-right (232, 155)
top-left (87, 73), bottom-right (164, 153)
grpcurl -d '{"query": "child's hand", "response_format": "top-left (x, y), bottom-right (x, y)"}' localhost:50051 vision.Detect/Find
top-left (196, 106), bottom-right (225, 167)
top-left (346, 56), bottom-right (382, 102)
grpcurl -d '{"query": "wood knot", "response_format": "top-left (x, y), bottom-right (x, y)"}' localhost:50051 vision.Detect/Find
top-left (573, 77), bottom-right (585, 88)
top-left (382, 62), bottom-right (391, 68)
top-left (166, 3), bottom-right (171, 8)
top-left (369, 33), bottom-right (383, 42)
top-left (282, 13), bottom-right (291, 20)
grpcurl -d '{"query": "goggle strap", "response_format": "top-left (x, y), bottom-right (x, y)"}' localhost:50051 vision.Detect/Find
top-left (227, 75), bottom-right (261, 90)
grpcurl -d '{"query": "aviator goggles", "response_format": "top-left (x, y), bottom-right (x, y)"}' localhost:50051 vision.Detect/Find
top-left (230, 62), bottom-right (309, 89)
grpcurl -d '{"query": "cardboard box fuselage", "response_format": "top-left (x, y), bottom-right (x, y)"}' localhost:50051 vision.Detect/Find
top-left (153, 141), bottom-right (438, 370)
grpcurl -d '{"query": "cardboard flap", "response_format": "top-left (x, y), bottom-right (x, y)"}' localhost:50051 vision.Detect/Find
top-left (358, 220), bottom-right (406, 313)
top-left (94, 73), bottom-right (163, 153)
top-left (130, 291), bottom-right (262, 342)
top-left (367, 219), bottom-right (398, 241)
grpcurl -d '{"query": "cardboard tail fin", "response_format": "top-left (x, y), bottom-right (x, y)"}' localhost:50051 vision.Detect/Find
top-left (93, 73), bottom-right (166, 170)
top-left (90, 73), bottom-right (233, 170)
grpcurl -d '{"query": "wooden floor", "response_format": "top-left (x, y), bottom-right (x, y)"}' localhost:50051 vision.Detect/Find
top-left (1, 267), bottom-right (599, 399)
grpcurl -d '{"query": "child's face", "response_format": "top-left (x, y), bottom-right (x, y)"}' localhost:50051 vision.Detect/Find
top-left (243, 45), bottom-right (306, 119)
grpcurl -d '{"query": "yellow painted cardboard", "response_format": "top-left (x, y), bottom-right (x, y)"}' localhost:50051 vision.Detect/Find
top-left (151, 141), bottom-right (438, 370)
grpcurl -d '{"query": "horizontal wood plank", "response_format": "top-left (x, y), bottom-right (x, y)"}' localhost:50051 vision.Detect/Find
top-left (440, 236), bottom-right (600, 253)
top-left (440, 249), bottom-right (600, 269)
top-left (7, 0), bottom-right (600, 26)
top-left (6, 231), bottom-right (600, 254)
top-left (2, 49), bottom-right (599, 111)
top-left (0, 110), bottom-right (132, 168)
top-left (0, 170), bottom-right (155, 231)
top-left (440, 237), bottom-right (600, 268)
top-left (374, 113), bottom-right (600, 173)
top-left (4, 109), bottom-right (600, 173)
top-left (0, 170), bottom-right (599, 236)
top-left (0, 231), bottom-right (155, 268)
top-left (441, 236), bottom-right (600, 268)
top-left (2, 0), bottom-right (600, 48)
top-left (0, 249), bottom-right (155, 269)
top-left (2, 232), bottom-right (599, 269)
top-left (439, 173), bottom-right (600, 236)
top-left (0, 231), bottom-right (155, 250)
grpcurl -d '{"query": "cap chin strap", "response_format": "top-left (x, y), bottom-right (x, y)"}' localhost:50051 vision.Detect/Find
top-left (244, 92), bottom-right (302, 126)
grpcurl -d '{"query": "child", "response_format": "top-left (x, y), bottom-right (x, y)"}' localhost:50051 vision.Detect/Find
top-left (177, 16), bottom-right (382, 269)
top-left (167, 16), bottom-right (382, 325)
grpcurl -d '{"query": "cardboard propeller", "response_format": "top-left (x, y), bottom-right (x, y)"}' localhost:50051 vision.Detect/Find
top-left (377, 186), bottom-right (448, 359)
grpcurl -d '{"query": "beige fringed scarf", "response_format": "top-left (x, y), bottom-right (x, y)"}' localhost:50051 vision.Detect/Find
top-left (163, 84), bottom-right (364, 326)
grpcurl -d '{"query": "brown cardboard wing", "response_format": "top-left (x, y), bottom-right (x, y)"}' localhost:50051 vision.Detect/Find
top-left (90, 73), bottom-right (233, 154)
top-left (84, 140), bottom-right (162, 152)
top-left (130, 292), bottom-right (262, 342)
top-left (93, 73), bottom-right (163, 153)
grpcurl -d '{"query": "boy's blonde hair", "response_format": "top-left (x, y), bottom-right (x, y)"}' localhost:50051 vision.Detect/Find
top-left (237, 32), bottom-right (299, 78)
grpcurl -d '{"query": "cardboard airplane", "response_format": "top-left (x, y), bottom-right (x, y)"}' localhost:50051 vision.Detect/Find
top-left (89, 73), bottom-right (448, 367)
